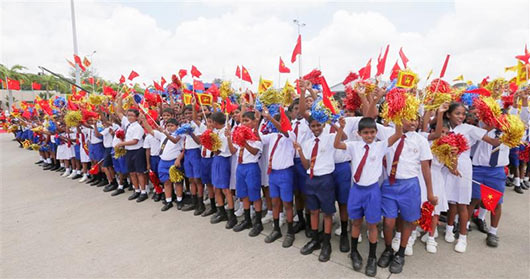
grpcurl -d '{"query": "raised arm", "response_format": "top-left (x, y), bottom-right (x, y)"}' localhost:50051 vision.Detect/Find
top-left (387, 124), bottom-right (403, 147)
top-left (293, 141), bottom-right (310, 170)
top-left (333, 117), bottom-right (347, 150)
top-left (427, 102), bottom-right (449, 141)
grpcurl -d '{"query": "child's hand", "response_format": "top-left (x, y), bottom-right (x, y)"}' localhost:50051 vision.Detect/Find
top-left (293, 141), bottom-right (302, 152)
top-left (438, 102), bottom-right (449, 114)
top-left (428, 194), bottom-right (438, 206)
top-left (262, 107), bottom-right (271, 120)
top-left (174, 160), bottom-right (181, 168)
top-left (338, 117), bottom-right (346, 129)
top-left (225, 125), bottom-right (232, 137)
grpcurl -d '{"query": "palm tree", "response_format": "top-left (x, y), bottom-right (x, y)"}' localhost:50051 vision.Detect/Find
top-left (0, 64), bottom-right (28, 111)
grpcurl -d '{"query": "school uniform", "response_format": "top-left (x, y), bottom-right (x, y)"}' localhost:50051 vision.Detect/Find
top-left (88, 124), bottom-right (104, 161)
top-left (419, 132), bottom-right (449, 215)
top-left (258, 120), bottom-right (271, 187)
top-left (292, 118), bottom-right (311, 194)
top-left (143, 133), bottom-right (161, 175)
top-left (198, 123), bottom-right (214, 184)
top-left (56, 132), bottom-right (74, 160)
top-left (121, 116), bottom-right (146, 173)
top-left (300, 133), bottom-right (336, 214)
top-left (235, 140), bottom-right (263, 202)
top-left (471, 129), bottom-right (509, 204)
top-left (154, 130), bottom-right (183, 183)
top-left (183, 121), bottom-right (202, 179)
top-left (100, 125), bottom-right (116, 168)
top-left (261, 131), bottom-right (296, 202)
top-left (344, 140), bottom-right (387, 223)
top-left (211, 127), bottom-right (232, 189)
top-left (111, 130), bottom-right (127, 174)
top-left (378, 128), bottom-right (433, 222)
top-left (77, 127), bottom-right (90, 163)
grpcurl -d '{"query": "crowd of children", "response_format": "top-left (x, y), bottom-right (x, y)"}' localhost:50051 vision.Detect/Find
top-left (6, 76), bottom-right (529, 277)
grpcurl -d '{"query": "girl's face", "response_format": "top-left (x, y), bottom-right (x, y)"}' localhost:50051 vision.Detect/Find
top-left (305, 97), bottom-right (313, 108)
top-left (309, 120), bottom-right (323, 137)
top-left (440, 126), bottom-right (450, 137)
top-left (232, 110), bottom-right (241, 123)
top-left (241, 116), bottom-right (255, 129)
top-left (206, 118), bottom-right (213, 129)
top-left (345, 109), bottom-right (356, 117)
top-left (162, 112), bottom-right (172, 122)
top-left (447, 106), bottom-right (466, 126)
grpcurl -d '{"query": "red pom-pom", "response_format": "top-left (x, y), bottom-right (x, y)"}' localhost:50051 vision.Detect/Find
top-left (385, 88), bottom-right (407, 118)
top-left (81, 109), bottom-right (99, 122)
top-left (519, 144), bottom-right (530, 162)
top-left (199, 129), bottom-right (217, 151)
top-left (428, 79), bottom-right (451, 94)
top-left (437, 133), bottom-right (469, 154)
top-left (144, 91), bottom-right (161, 108)
top-left (303, 69), bottom-right (322, 85)
top-left (232, 126), bottom-right (259, 147)
top-left (418, 201), bottom-right (435, 233)
top-left (501, 94), bottom-right (514, 109)
top-left (115, 129), bottom-right (125, 141)
top-left (148, 170), bottom-right (160, 186)
top-left (473, 98), bottom-right (499, 128)
top-left (344, 86), bottom-right (361, 111)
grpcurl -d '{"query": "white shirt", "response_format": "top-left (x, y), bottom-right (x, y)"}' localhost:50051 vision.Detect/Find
top-left (90, 125), bottom-right (103, 144)
top-left (346, 140), bottom-right (388, 186)
top-left (235, 140), bottom-right (263, 164)
top-left (472, 129), bottom-right (509, 167)
top-left (323, 123), bottom-right (351, 163)
top-left (261, 132), bottom-right (295, 170)
top-left (153, 130), bottom-right (183, 161)
top-left (301, 133), bottom-right (335, 176)
top-left (100, 126), bottom-right (115, 148)
top-left (121, 116), bottom-right (144, 150)
top-left (143, 133), bottom-right (161, 156)
top-left (215, 127), bottom-right (232, 157)
top-left (184, 121), bottom-right (201, 150)
top-left (292, 119), bottom-right (311, 158)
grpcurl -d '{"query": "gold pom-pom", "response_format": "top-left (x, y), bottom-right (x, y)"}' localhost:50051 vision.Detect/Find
top-left (498, 114), bottom-right (525, 148)
top-left (220, 81), bottom-right (234, 100)
top-left (64, 111), bottom-right (82, 127)
top-left (423, 92), bottom-right (453, 111)
top-left (431, 143), bottom-right (456, 170)
top-left (281, 81), bottom-right (295, 107)
top-left (89, 95), bottom-right (107, 106)
top-left (210, 132), bottom-right (222, 152)
top-left (382, 93), bottom-right (419, 125)
top-left (484, 78), bottom-right (506, 99)
top-left (259, 88), bottom-right (283, 106)
top-left (114, 146), bottom-right (127, 158)
top-left (169, 165), bottom-right (185, 183)
top-left (30, 144), bottom-right (40, 151)
top-left (31, 126), bottom-right (44, 133)
top-left (22, 140), bottom-right (31, 149)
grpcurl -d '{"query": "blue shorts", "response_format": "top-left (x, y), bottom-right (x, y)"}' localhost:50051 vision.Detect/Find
top-left (381, 177), bottom-right (421, 222)
top-left (348, 182), bottom-right (382, 224)
top-left (236, 163), bottom-right (262, 202)
top-left (74, 144), bottom-right (81, 160)
top-left (103, 147), bottom-right (113, 167)
top-left (509, 145), bottom-right (524, 166)
top-left (150, 155), bottom-right (160, 174)
top-left (472, 166), bottom-right (506, 204)
top-left (158, 159), bottom-right (174, 183)
top-left (184, 148), bottom-right (201, 178)
top-left (125, 148), bottom-right (147, 173)
top-left (89, 142), bottom-right (104, 161)
top-left (306, 174), bottom-right (336, 214)
top-left (212, 156), bottom-right (231, 189)
top-left (111, 155), bottom-right (127, 174)
top-left (269, 168), bottom-right (294, 202)
top-left (50, 142), bottom-right (57, 153)
top-left (333, 161), bottom-right (352, 204)
top-left (200, 157), bottom-right (213, 184)
top-left (293, 158), bottom-right (308, 194)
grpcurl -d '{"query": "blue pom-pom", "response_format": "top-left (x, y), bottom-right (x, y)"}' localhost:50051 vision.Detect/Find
top-left (267, 104), bottom-right (280, 117)
top-left (312, 84), bottom-right (321, 90)
top-left (466, 85), bottom-right (478, 92)
top-left (54, 97), bottom-right (66, 108)
top-left (265, 120), bottom-right (279, 133)
top-left (175, 123), bottom-right (195, 135)
top-left (97, 127), bottom-right (104, 133)
top-left (311, 109), bottom-right (330, 123)
top-left (133, 94), bottom-right (143, 104)
top-left (255, 98), bottom-right (263, 112)
top-left (48, 120), bottom-right (56, 133)
top-left (460, 93), bottom-right (477, 107)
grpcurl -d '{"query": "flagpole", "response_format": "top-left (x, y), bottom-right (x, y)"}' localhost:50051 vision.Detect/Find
top-left (70, 0), bottom-right (81, 87)
top-left (293, 19), bottom-right (305, 79)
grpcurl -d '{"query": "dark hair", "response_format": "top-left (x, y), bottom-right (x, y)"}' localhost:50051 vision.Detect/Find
top-left (358, 117), bottom-right (377, 132)
top-left (443, 102), bottom-right (465, 121)
top-left (288, 98), bottom-right (300, 112)
top-left (162, 108), bottom-right (174, 115)
top-left (127, 108), bottom-right (140, 117)
top-left (183, 105), bottom-right (193, 113)
top-left (166, 118), bottom-right (178, 126)
top-left (211, 111), bottom-right (226, 125)
top-left (242, 111), bottom-right (256, 120)
top-left (430, 118), bottom-right (450, 131)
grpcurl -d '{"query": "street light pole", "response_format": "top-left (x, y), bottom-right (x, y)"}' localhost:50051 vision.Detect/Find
top-left (70, 0), bottom-right (80, 86)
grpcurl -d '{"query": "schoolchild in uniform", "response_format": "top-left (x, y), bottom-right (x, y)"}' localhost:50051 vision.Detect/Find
top-left (143, 122), bottom-right (164, 201)
top-left (198, 114), bottom-right (217, 217)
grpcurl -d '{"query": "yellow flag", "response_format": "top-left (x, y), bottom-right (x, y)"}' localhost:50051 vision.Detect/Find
top-left (283, 80), bottom-right (294, 92)
top-left (516, 61), bottom-right (529, 85)
top-left (396, 70), bottom-right (418, 89)
top-left (505, 65), bottom-right (518, 72)
top-left (453, 75), bottom-right (464, 81)
top-left (258, 77), bottom-right (273, 93)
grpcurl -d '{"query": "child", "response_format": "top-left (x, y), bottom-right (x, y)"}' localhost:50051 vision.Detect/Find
top-left (99, 116), bottom-right (119, 192)
top-left (181, 105), bottom-right (205, 212)
top-left (143, 123), bottom-right (163, 201)
top-left (199, 114), bottom-right (217, 217)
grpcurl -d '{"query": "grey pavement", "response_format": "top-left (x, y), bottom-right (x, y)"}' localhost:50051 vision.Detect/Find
top-left (1, 134), bottom-right (529, 278)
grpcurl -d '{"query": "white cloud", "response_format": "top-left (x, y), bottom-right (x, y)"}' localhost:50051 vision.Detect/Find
top-left (1, 0), bottom-right (528, 90)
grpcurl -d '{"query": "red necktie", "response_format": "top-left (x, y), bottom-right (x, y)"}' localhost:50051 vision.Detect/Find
top-left (267, 134), bottom-right (282, 174)
top-left (354, 145), bottom-right (369, 182)
top-left (238, 147), bottom-right (244, 164)
top-left (389, 135), bottom-right (406, 185)
top-left (309, 138), bottom-right (320, 178)
top-left (202, 147), bottom-right (206, 157)
top-left (294, 121), bottom-right (300, 138)
top-left (329, 125), bottom-right (336, 134)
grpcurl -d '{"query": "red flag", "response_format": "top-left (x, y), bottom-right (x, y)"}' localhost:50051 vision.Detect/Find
top-left (291, 34), bottom-right (302, 63)
top-left (7, 78), bottom-right (20, 90)
top-left (225, 97), bottom-right (238, 113)
top-left (178, 69), bottom-right (187, 79)
top-left (31, 82), bottom-right (42, 90)
top-left (480, 184), bottom-right (502, 214)
top-left (358, 59), bottom-right (372, 80)
top-left (279, 107), bottom-right (292, 132)
top-left (509, 82), bottom-right (518, 94)
top-left (160, 77), bottom-right (166, 86)
top-left (235, 66), bottom-right (241, 78)
top-left (481, 76), bottom-right (490, 87)
top-left (399, 47), bottom-right (409, 68)
top-left (191, 65), bottom-right (202, 78)
top-left (279, 57), bottom-right (290, 73)
top-left (89, 163), bottom-right (100, 175)
top-left (515, 44), bottom-right (530, 64)
top-left (73, 54), bottom-right (86, 71)
top-left (376, 44), bottom-right (390, 76)
top-left (193, 80), bottom-right (205, 91)
top-left (128, 70), bottom-right (139, 81)
top-left (153, 81), bottom-right (163, 91)
top-left (320, 76), bottom-right (334, 97)
top-left (390, 61), bottom-right (401, 80)
top-left (342, 72), bottom-right (359, 85)
top-left (465, 88), bottom-right (491, 97)
top-left (119, 75), bottom-right (125, 84)
top-left (439, 54), bottom-right (450, 78)
top-left (88, 77), bottom-right (95, 84)
top-left (83, 57), bottom-right (91, 68)
top-left (241, 66), bottom-right (252, 84)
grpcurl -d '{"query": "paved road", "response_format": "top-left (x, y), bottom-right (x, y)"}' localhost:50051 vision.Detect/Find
top-left (1, 134), bottom-right (529, 278)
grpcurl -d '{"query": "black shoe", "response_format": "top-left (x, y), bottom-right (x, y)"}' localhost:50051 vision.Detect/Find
top-left (389, 254), bottom-right (405, 274)
top-left (264, 230), bottom-right (282, 244)
top-left (300, 240), bottom-right (321, 255)
top-left (506, 180), bottom-right (514, 187)
top-left (127, 185), bottom-right (134, 191)
top-left (521, 182), bottom-right (529, 190)
top-left (486, 233), bottom-right (499, 247)
top-left (128, 192), bottom-right (140, 200)
top-left (111, 188), bottom-right (125, 196)
top-left (318, 242), bottom-right (331, 262)
top-left (90, 179), bottom-right (101, 186)
top-left (194, 202), bottom-right (205, 216)
top-left (35, 160), bottom-right (43, 165)
top-left (282, 233), bottom-right (295, 248)
top-left (233, 219), bottom-right (252, 232)
top-left (292, 221), bottom-right (306, 234)
top-left (351, 250), bottom-right (363, 271)
top-left (472, 217), bottom-right (488, 234)
top-left (153, 193), bottom-right (162, 202)
top-left (161, 202), bottom-right (174, 211)
top-left (305, 225), bottom-right (312, 238)
top-left (225, 210), bottom-right (237, 229)
top-left (210, 210), bottom-right (227, 224)
top-left (56, 167), bottom-right (65, 172)
top-left (50, 164), bottom-right (60, 171)
top-left (340, 233), bottom-right (350, 253)
top-left (202, 205), bottom-right (217, 217)
top-left (43, 164), bottom-right (53, 170)
top-left (181, 203), bottom-right (197, 212)
top-left (365, 257), bottom-right (377, 277)
top-left (136, 193), bottom-right (148, 203)
top-left (97, 179), bottom-right (109, 187)
top-left (377, 249), bottom-right (393, 268)
top-left (86, 176), bottom-right (97, 184)
top-left (71, 173), bottom-right (82, 180)
top-left (249, 223), bottom-right (263, 237)
top-left (515, 186), bottom-right (524, 194)
top-left (176, 201), bottom-right (184, 210)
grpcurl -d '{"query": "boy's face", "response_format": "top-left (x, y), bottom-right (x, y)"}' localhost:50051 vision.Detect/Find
top-left (162, 112), bottom-right (172, 121)
top-left (291, 104), bottom-right (301, 119)
top-left (206, 118), bottom-right (213, 129)
top-left (358, 128), bottom-right (377, 144)
top-left (402, 118), bottom-right (419, 132)
top-left (345, 109), bottom-right (356, 117)
top-left (184, 109), bottom-right (192, 120)
top-left (212, 121), bottom-right (224, 129)
top-left (166, 123), bottom-right (177, 133)
top-left (305, 97), bottom-right (313, 108)
top-left (241, 116), bottom-right (254, 128)
top-left (309, 120), bottom-right (323, 137)
top-left (127, 111), bottom-right (137, 123)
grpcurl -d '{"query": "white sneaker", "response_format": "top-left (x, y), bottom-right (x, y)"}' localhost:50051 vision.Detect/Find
top-left (454, 238), bottom-right (467, 253)
top-left (421, 229), bottom-right (439, 243)
top-left (405, 235), bottom-right (415, 256)
top-left (235, 204), bottom-right (244, 217)
top-left (445, 230), bottom-right (455, 243)
top-left (62, 170), bottom-right (71, 177)
top-left (262, 211), bottom-right (273, 224)
top-left (391, 236), bottom-right (400, 251)
top-left (67, 171), bottom-right (77, 179)
top-left (79, 174), bottom-right (88, 183)
top-left (426, 238), bottom-right (438, 253)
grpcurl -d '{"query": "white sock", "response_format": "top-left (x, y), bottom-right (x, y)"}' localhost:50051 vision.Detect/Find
top-left (141, 190), bottom-right (146, 194)
top-left (60, 163), bottom-right (64, 167)
top-left (524, 177), bottom-right (529, 182)
top-left (118, 184), bottom-right (124, 189)
top-left (267, 210), bottom-right (273, 214)
top-left (466, 221), bottom-right (470, 230)
top-left (40, 156), bottom-right (44, 161)
top-left (65, 168), bottom-right (71, 172)
top-left (77, 170), bottom-right (81, 175)
top-left (428, 236), bottom-right (435, 242)
top-left (515, 177), bottom-right (521, 186)
top-left (166, 198), bottom-right (172, 203)
top-left (508, 174), bottom-right (514, 179)
top-left (489, 226), bottom-right (498, 235)
top-left (46, 158), bottom-right (51, 163)
top-left (395, 232), bottom-right (402, 239)
top-left (459, 234), bottom-right (467, 241)
top-left (446, 225), bottom-right (454, 233)
top-left (478, 207), bottom-right (487, 220)
top-left (135, 189), bottom-right (141, 193)
top-left (83, 173), bottom-right (88, 177)
top-left (177, 196), bottom-right (183, 202)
